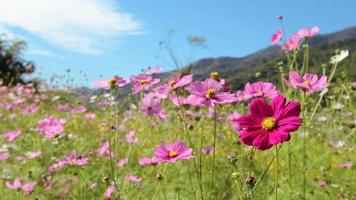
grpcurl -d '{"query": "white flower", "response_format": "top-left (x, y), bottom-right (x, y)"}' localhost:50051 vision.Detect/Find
top-left (330, 49), bottom-right (349, 64)
top-left (52, 95), bottom-right (61, 101)
top-left (332, 102), bottom-right (344, 110)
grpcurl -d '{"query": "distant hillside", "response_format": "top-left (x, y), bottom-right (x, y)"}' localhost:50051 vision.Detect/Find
top-left (160, 26), bottom-right (356, 90)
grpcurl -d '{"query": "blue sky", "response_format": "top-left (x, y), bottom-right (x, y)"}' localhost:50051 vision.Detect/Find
top-left (0, 0), bottom-right (355, 87)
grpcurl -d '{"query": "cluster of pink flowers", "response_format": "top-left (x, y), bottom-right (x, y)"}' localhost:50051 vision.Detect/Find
top-left (5, 179), bottom-right (37, 196)
top-left (287, 71), bottom-right (327, 94)
top-left (48, 151), bottom-right (89, 173)
top-left (271, 26), bottom-right (319, 52)
top-left (36, 116), bottom-right (66, 139)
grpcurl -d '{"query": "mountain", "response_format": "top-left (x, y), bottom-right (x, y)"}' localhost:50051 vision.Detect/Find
top-left (159, 26), bottom-right (356, 90)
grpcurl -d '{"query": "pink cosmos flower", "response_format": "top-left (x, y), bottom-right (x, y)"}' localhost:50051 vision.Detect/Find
top-left (130, 74), bottom-right (160, 94)
top-left (298, 26), bottom-right (319, 38)
top-left (271, 28), bottom-right (283, 45)
top-left (36, 116), bottom-right (66, 139)
top-left (5, 178), bottom-right (22, 189)
top-left (84, 113), bottom-right (96, 120)
top-left (338, 161), bottom-right (352, 168)
top-left (288, 71), bottom-right (327, 94)
top-left (61, 151), bottom-right (89, 166)
top-left (26, 150), bottom-right (42, 159)
top-left (227, 112), bottom-right (242, 132)
top-left (282, 33), bottom-right (300, 52)
top-left (159, 74), bottom-right (193, 95)
top-left (104, 185), bottom-right (115, 199)
top-left (201, 146), bottom-right (215, 155)
top-left (186, 79), bottom-right (236, 107)
top-left (0, 151), bottom-right (10, 160)
top-left (143, 67), bottom-right (161, 75)
top-left (317, 180), bottom-right (327, 188)
top-left (237, 95), bottom-right (302, 150)
top-left (152, 141), bottom-right (193, 163)
top-left (141, 94), bottom-right (161, 116)
top-left (71, 106), bottom-right (87, 114)
top-left (93, 76), bottom-right (130, 90)
top-left (2, 130), bottom-right (22, 142)
top-left (235, 90), bottom-right (248, 102)
top-left (244, 82), bottom-right (278, 99)
top-left (21, 181), bottom-right (37, 195)
top-left (125, 130), bottom-right (138, 144)
top-left (124, 175), bottom-right (142, 184)
top-left (138, 157), bottom-right (157, 166)
top-left (98, 140), bottom-right (112, 157)
top-left (116, 158), bottom-right (128, 168)
top-left (21, 103), bottom-right (38, 115)
top-left (5, 179), bottom-right (37, 195)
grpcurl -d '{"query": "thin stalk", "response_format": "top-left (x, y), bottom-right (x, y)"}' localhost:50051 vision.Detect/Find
top-left (209, 106), bottom-right (217, 200)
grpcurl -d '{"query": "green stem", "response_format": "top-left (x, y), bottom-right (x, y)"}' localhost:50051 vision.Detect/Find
top-left (275, 145), bottom-right (279, 200)
top-left (209, 106), bottom-right (218, 200)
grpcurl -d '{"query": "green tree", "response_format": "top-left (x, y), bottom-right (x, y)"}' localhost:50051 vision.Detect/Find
top-left (0, 35), bottom-right (35, 86)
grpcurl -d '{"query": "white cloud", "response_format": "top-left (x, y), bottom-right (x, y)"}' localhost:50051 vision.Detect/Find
top-left (27, 48), bottom-right (66, 60)
top-left (0, 0), bottom-right (142, 55)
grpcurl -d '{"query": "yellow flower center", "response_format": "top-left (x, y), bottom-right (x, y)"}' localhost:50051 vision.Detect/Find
top-left (140, 80), bottom-right (149, 85)
top-left (169, 151), bottom-right (178, 158)
top-left (210, 72), bottom-right (219, 80)
top-left (169, 80), bottom-right (176, 87)
top-left (303, 80), bottom-right (310, 86)
top-left (108, 78), bottom-right (116, 89)
top-left (207, 88), bottom-right (216, 98)
top-left (71, 158), bottom-right (77, 164)
top-left (261, 117), bottom-right (276, 130)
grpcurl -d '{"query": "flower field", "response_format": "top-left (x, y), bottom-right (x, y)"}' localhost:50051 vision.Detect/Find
top-left (0, 25), bottom-right (355, 200)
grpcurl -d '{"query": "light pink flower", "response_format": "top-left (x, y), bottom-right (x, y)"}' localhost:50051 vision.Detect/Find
top-left (298, 26), bottom-right (319, 38)
top-left (244, 82), bottom-right (278, 99)
top-left (0, 151), bottom-right (10, 160)
top-left (201, 146), bottom-right (215, 155)
top-left (143, 67), bottom-right (161, 75)
top-left (282, 33), bottom-right (300, 52)
top-left (93, 76), bottom-right (129, 90)
top-left (61, 151), bottom-right (89, 166)
top-left (21, 103), bottom-right (38, 115)
top-left (237, 95), bottom-right (302, 150)
top-left (130, 74), bottom-right (160, 94)
top-left (124, 175), bottom-right (142, 184)
top-left (338, 161), bottom-right (352, 168)
top-left (26, 150), bottom-right (42, 159)
top-left (227, 112), bottom-right (242, 132)
top-left (288, 71), bottom-right (327, 94)
top-left (141, 94), bottom-right (161, 116)
top-left (2, 130), bottom-right (22, 142)
top-left (271, 28), bottom-right (283, 45)
top-left (152, 141), bottom-right (193, 163)
top-left (104, 185), bottom-right (115, 199)
top-left (125, 130), bottom-right (138, 144)
top-left (84, 113), bottom-right (96, 120)
top-left (21, 181), bottom-right (37, 195)
top-left (138, 157), bottom-right (157, 166)
top-left (158, 74), bottom-right (193, 96)
top-left (116, 158), bottom-right (128, 168)
top-left (186, 79), bottom-right (236, 107)
top-left (98, 140), bottom-right (114, 157)
top-left (5, 178), bottom-right (22, 189)
top-left (36, 116), bottom-right (66, 139)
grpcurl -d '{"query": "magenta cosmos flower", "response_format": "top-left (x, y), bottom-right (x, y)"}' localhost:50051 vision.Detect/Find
top-left (130, 74), bottom-right (160, 94)
top-left (297, 26), bottom-right (319, 38)
top-left (244, 81), bottom-right (278, 99)
top-left (152, 141), bottom-right (193, 163)
top-left (288, 71), bottom-right (327, 94)
top-left (36, 116), bottom-right (66, 139)
top-left (237, 95), bottom-right (302, 150)
top-left (186, 79), bottom-right (236, 107)
top-left (271, 28), bottom-right (283, 45)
